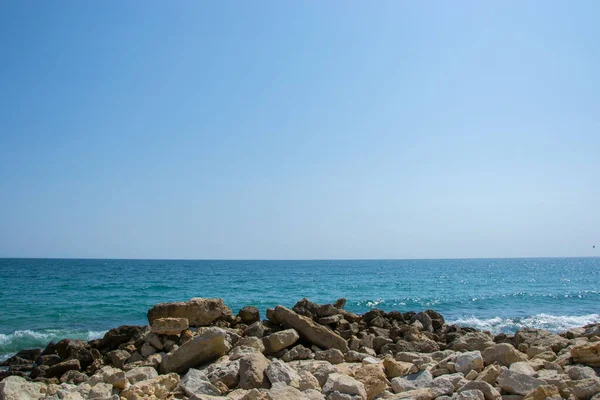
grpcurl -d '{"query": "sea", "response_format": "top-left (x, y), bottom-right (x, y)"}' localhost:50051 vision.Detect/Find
top-left (1, 257), bottom-right (599, 362)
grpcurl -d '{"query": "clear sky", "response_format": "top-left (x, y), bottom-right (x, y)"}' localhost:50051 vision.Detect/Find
top-left (0, 1), bottom-right (598, 259)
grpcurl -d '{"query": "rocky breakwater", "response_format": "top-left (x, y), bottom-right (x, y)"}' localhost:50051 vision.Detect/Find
top-left (1, 297), bottom-right (600, 400)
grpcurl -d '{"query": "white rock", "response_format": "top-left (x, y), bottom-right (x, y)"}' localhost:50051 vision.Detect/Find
top-left (0, 376), bottom-right (47, 400)
top-left (455, 351), bottom-right (484, 374)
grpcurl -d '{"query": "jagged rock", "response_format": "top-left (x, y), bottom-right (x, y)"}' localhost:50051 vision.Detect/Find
top-left (239, 352), bottom-right (271, 389)
top-left (383, 356), bottom-right (417, 378)
top-left (265, 382), bottom-right (311, 400)
top-left (451, 333), bottom-right (495, 352)
top-left (514, 328), bottom-right (569, 353)
top-left (456, 390), bottom-right (485, 400)
top-left (45, 359), bottom-right (81, 378)
top-left (160, 327), bottom-right (231, 374)
top-left (482, 343), bottom-right (528, 366)
top-left (151, 317), bottom-right (189, 335)
top-left (323, 373), bottom-right (367, 400)
top-left (106, 349), bottom-right (131, 369)
top-left (98, 325), bottom-right (146, 352)
top-left (147, 298), bottom-right (233, 326)
top-left (454, 351), bottom-right (484, 374)
top-left (458, 381), bottom-right (501, 400)
top-left (245, 322), bottom-right (267, 338)
top-left (0, 375), bottom-right (47, 400)
top-left (263, 329), bottom-right (300, 353)
top-left (292, 298), bottom-right (321, 318)
top-left (571, 342), bottom-right (600, 367)
top-left (521, 384), bottom-right (560, 400)
top-left (567, 378), bottom-right (600, 399)
top-left (59, 369), bottom-right (88, 384)
top-left (281, 345), bottom-right (313, 362)
top-left (266, 359), bottom-right (301, 388)
top-left (105, 369), bottom-right (128, 389)
top-left (354, 364), bottom-right (388, 400)
top-left (38, 354), bottom-right (61, 366)
top-left (430, 377), bottom-right (454, 397)
top-left (387, 387), bottom-right (435, 399)
top-left (87, 382), bottom-right (113, 399)
top-left (315, 349), bottom-right (345, 364)
top-left (55, 339), bottom-right (94, 369)
top-left (125, 366), bottom-right (159, 384)
top-left (567, 365), bottom-right (598, 380)
top-left (497, 369), bottom-right (546, 395)
top-left (205, 358), bottom-right (240, 388)
top-left (299, 370), bottom-right (321, 391)
top-left (475, 364), bottom-right (501, 384)
top-left (274, 306), bottom-right (349, 352)
top-left (582, 324), bottom-right (600, 338)
top-left (390, 370), bottom-right (433, 393)
top-left (180, 368), bottom-right (222, 397)
top-left (120, 372), bottom-right (180, 400)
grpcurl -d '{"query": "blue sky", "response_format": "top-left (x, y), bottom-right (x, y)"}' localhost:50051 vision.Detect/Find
top-left (0, 1), bottom-right (598, 259)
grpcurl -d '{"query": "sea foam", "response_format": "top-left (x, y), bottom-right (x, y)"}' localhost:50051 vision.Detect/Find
top-left (450, 313), bottom-right (600, 334)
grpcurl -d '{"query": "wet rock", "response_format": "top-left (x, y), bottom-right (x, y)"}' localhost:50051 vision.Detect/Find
top-left (98, 325), bottom-right (146, 352)
top-left (55, 339), bottom-right (94, 369)
top-left (514, 328), bottom-right (569, 353)
top-left (147, 298), bottom-right (233, 326)
top-left (273, 306), bottom-right (349, 352)
top-left (160, 327), bottom-right (231, 374)
top-left (292, 298), bottom-right (321, 318)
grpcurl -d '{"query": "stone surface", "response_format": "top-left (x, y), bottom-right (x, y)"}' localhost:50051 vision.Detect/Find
top-left (45, 359), bottom-right (81, 378)
top-left (262, 329), bottom-right (300, 353)
top-left (567, 378), bottom-right (600, 400)
top-left (120, 372), bottom-right (180, 400)
top-left (514, 328), bottom-right (569, 353)
top-left (457, 390), bottom-right (485, 400)
top-left (323, 373), bottom-right (367, 400)
top-left (497, 369), bottom-right (546, 396)
top-left (315, 349), bottom-right (345, 365)
top-left (126, 366), bottom-right (159, 384)
top-left (521, 384), bottom-right (560, 400)
top-left (571, 342), bottom-right (600, 367)
top-left (180, 368), bottom-right (222, 397)
top-left (451, 333), bottom-right (495, 352)
top-left (482, 344), bottom-right (528, 366)
top-left (390, 370), bottom-right (433, 393)
top-left (266, 382), bottom-right (311, 400)
top-left (273, 306), bottom-right (349, 352)
top-left (107, 349), bottom-right (131, 369)
top-left (0, 375), bottom-right (47, 400)
top-left (238, 306), bottom-right (261, 324)
top-left (383, 356), bottom-right (418, 378)
top-left (151, 317), bottom-right (189, 335)
top-left (455, 351), bottom-right (484, 374)
top-left (354, 364), bottom-right (389, 400)
top-left (147, 298), bottom-right (233, 326)
top-left (457, 381), bottom-right (501, 400)
top-left (239, 352), bottom-right (271, 389)
top-left (567, 365), bottom-right (598, 380)
top-left (266, 359), bottom-right (301, 388)
top-left (160, 327), bottom-right (231, 374)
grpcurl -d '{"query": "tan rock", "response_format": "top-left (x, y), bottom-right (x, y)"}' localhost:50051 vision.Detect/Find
top-left (458, 381), bottom-right (501, 400)
top-left (322, 373), bottom-right (367, 400)
top-left (151, 317), bottom-right (189, 335)
top-left (147, 297), bottom-right (232, 326)
top-left (383, 356), bottom-right (418, 379)
top-left (475, 364), bottom-right (501, 385)
top-left (451, 333), bottom-right (495, 352)
top-left (239, 353), bottom-right (271, 389)
top-left (354, 364), bottom-right (389, 400)
top-left (0, 376), bottom-right (47, 400)
top-left (120, 372), bottom-right (180, 400)
top-left (262, 329), bottom-right (300, 353)
top-left (273, 306), bottom-right (349, 352)
top-left (521, 384), bottom-right (560, 400)
top-left (571, 342), bottom-right (600, 367)
top-left (482, 343), bottom-right (528, 366)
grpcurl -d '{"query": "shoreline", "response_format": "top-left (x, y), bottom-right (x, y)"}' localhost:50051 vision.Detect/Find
top-left (1, 297), bottom-right (600, 399)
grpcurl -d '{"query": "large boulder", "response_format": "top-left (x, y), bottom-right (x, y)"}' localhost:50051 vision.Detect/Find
top-left (571, 342), bottom-right (600, 367)
top-left (0, 375), bottom-right (47, 400)
top-left (497, 369), bottom-right (546, 395)
top-left (148, 298), bottom-right (233, 326)
top-left (55, 339), bottom-right (94, 369)
top-left (482, 343), bottom-right (527, 366)
top-left (151, 317), bottom-right (189, 335)
top-left (239, 353), bottom-right (271, 389)
top-left (273, 306), bottom-right (349, 352)
top-left (160, 328), bottom-right (231, 374)
top-left (262, 329), bottom-right (300, 353)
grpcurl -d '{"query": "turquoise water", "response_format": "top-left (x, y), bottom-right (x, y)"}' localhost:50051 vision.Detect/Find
top-left (1, 257), bottom-right (599, 361)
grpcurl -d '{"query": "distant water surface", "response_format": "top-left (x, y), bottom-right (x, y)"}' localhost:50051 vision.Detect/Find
top-left (1, 258), bottom-right (599, 361)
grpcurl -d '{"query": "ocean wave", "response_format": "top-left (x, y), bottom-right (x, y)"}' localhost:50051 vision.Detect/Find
top-left (449, 313), bottom-right (600, 334)
top-left (0, 329), bottom-right (107, 356)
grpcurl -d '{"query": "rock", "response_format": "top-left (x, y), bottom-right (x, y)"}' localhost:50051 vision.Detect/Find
top-left (567, 365), bottom-right (598, 380)
top-left (456, 390), bottom-right (485, 400)
top-left (147, 298), bottom-right (233, 326)
top-left (266, 382), bottom-right (310, 400)
top-left (125, 366), bottom-right (159, 384)
top-left (457, 381), bottom-right (501, 400)
top-left (87, 382), bottom-right (113, 399)
top-left (292, 298), bottom-right (321, 318)
top-left (239, 352), bottom-right (271, 389)
top-left (583, 324), bottom-right (600, 338)
top-left (521, 384), bottom-right (560, 400)
top-left (497, 369), bottom-right (546, 395)
top-left (238, 306), bottom-right (261, 324)
top-left (98, 325), bottom-right (146, 352)
top-left (413, 312), bottom-right (434, 333)
top-left (55, 339), bottom-right (94, 369)
top-left (514, 328), bottom-right (569, 353)
top-left (315, 349), bottom-right (345, 365)
top-left (160, 327), bottom-right (231, 374)
top-left (273, 306), bottom-right (349, 352)
top-left (281, 345), bottom-right (313, 362)
top-left (106, 349), bottom-right (131, 369)
top-left (475, 364), bottom-right (501, 385)
top-left (0, 375), bottom-right (47, 400)
top-left (105, 369), bottom-right (128, 389)
top-left (390, 370), bottom-right (433, 393)
top-left (383, 356), bottom-right (417, 378)
top-left (455, 351), bottom-right (484, 374)
top-left (180, 368), bottom-right (222, 397)
top-left (482, 344), bottom-right (528, 366)
top-left (245, 322), bottom-right (267, 338)
top-left (451, 333), bottom-right (495, 352)
top-left (509, 361), bottom-right (536, 376)
top-left (266, 359), bottom-right (301, 388)
top-left (205, 358), bottom-right (240, 388)
top-left (354, 364), bottom-right (389, 400)
top-left (567, 378), bottom-right (600, 399)
top-left (571, 342), bottom-right (600, 367)
top-left (387, 387), bottom-right (435, 399)
top-left (334, 298), bottom-right (347, 309)
top-left (299, 370), bottom-right (321, 391)
top-left (38, 354), bottom-right (61, 366)
top-left (323, 373), bottom-right (367, 400)
top-left (430, 377), bottom-right (454, 397)
top-left (59, 369), bottom-right (88, 384)
top-left (140, 343), bottom-right (157, 358)
top-left (263, 329), bottom-right (300, 353)
top-left (120, 372), bottom-right (180, 400)
top-left (45, 359), bottom-right (81, 378)
top-left (151, 317), bottom-right (189, 335)
top-left (236, 337), bottom-right (266, 353)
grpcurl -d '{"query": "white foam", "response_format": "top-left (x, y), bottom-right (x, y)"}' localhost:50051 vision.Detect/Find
top-left (450, 313), bottom-right (600, 334)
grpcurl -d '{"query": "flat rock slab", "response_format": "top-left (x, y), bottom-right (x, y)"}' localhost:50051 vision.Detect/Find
top-left (148, 298), bottom-right (232, 326)
top-left (273, 306), bottom-right (349, 352)
top-left (152, 317), bottom-right (189, 335)
top-left (160, 328), bottom-right (231, 374)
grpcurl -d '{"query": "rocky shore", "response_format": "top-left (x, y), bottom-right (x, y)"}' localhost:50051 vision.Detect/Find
top-left (1, 298), bottom-right (600, 400)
